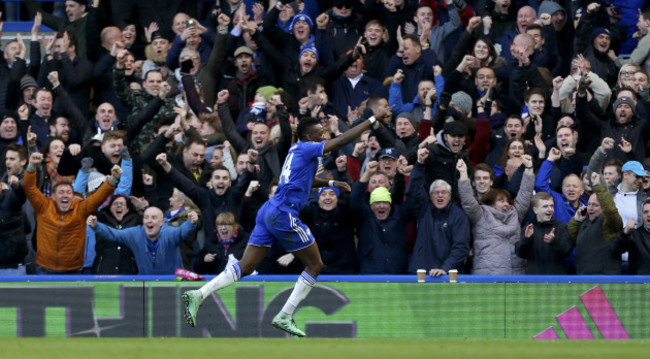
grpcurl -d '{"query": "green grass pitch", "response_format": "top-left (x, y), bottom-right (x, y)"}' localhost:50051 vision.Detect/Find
top-left (3, 338), bottom-right (650, 359)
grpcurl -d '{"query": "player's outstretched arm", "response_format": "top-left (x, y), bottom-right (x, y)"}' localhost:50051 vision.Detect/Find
top-left (323, 109), bottom-right (390, 153)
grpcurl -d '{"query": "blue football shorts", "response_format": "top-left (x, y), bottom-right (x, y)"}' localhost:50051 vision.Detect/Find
top-left (248, 202), bottom-right (315, 252)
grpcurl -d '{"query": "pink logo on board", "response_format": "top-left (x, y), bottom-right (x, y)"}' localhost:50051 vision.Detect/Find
top-left (534, 285), bottom-right (630, 340)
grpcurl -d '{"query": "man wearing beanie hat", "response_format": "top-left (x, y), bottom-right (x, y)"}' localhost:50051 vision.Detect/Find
top-left (20, 75), bottom-right (38, 98)
top-left (579, 92), bottom-right (649, 162)
top-left (235, 85), bottom-right (283, 134)
top-left (352, 185), bottom-right (408, 274)
top-left (577, 17), bottom-right (618, 87)
top-left (299, 186), bottom-right (358, 274)
top-left (256, 86), bottom-right (280, 102)
top-left (397, 112), bottom-right (418, 133)
top-left (17, 75), bottom-right (38, 108)
top-left (613, 97), bottom-right (636, 117)
top-left (372, 112), bottom-right (419, 165)
top-left (590, 27), bottom-right (611, 49)
top-left (450, 91), bottom-right (473, 116)
top-left (298, 43), bottom-right (320, 73)
top-left (290, 13), bottom-right (315, 34)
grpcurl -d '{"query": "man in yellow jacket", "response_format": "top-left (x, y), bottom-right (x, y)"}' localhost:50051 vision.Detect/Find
top-left (23, 152), bottom-right (122, 274)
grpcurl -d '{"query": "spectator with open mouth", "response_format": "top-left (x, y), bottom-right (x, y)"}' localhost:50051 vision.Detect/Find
top-left (23, 152), bottom-right (122, 274)
top-left (87, 205), bottom-right (198, 274)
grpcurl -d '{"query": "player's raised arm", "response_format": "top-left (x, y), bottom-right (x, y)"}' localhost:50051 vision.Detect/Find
top-left (323, 108), bottom-right (390, 153)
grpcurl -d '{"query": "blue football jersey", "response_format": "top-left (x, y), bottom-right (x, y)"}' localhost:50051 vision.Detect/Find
top-left (269, 141), bottom-right (325, 213)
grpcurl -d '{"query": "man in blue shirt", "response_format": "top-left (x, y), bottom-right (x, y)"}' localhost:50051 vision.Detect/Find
top-left (87, 207), bottom-right (198, 274)
top-left (181, 92), bottom-right (390, 336)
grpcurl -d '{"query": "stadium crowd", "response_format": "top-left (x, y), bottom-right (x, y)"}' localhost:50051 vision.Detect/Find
top-left (1, 0), bottom-right (650, 277)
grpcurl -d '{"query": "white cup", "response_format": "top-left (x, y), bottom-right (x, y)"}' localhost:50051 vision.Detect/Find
top-left (417, 269), bottom-right (426, 283)
top-left (449, 269), bottom-right (458, 282)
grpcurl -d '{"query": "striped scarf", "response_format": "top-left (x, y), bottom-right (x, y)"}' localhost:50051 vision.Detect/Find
top-left (45, 158), bottom-right (75, 186)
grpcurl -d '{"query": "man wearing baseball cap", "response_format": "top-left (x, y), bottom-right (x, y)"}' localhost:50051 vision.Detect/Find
top-left (377, 147), bottom-right (399, 181)
top-left (223, 46), bottom-right (264, 120)
top-left (613, 161), bottom-right (649, 228)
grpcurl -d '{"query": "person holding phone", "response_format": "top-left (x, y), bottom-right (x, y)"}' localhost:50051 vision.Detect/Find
top-left (568, 173), bottom-right (624, 274)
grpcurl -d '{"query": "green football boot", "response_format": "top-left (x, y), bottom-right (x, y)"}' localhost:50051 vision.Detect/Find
top-left (271, 311), bottom-right (306, 337)
top-left (181, 290), bottom-right (203, 327)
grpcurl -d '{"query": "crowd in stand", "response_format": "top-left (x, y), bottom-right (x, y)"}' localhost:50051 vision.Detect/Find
top-left (1, 0), bottom-right (650, 277)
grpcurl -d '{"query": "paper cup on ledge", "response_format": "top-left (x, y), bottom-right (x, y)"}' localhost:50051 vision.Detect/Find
top-left (417, 269), bottom-right (426, 283)
top-left (448, 269), bottom-right (458, 282)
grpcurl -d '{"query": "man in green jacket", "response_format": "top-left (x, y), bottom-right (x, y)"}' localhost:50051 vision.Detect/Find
top-left (568, 173), bottom-right (623, 274)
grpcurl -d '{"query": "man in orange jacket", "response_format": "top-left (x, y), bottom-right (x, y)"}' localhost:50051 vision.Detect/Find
top-left (23, 152), bottom-right (122, 274)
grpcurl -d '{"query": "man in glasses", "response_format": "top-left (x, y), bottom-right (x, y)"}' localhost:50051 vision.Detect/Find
top-left (178, 48), bottom-right (201, 76)
top-left (405, 148), bottom-right (470, 277)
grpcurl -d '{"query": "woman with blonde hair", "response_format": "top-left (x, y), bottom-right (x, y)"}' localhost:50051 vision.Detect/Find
top-left (194, 211), bottom-right (249, 274)
top-left (616, 63), bottom-right (641, 89)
